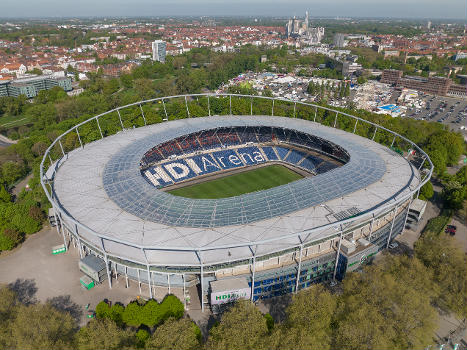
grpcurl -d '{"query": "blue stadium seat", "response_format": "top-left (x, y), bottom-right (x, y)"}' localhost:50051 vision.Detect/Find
top-left (316, 162), bottom-right (339, 173)
top-left (162, 160), bottom-right (198, 183)
top-left (274, 146), bottom-right (290, 160)
top-left (211, 149), bottom-right (244, 170)
top-left (284, 150), bottom-right (307, 165)
top-left (298, 157), bottom-right (316, 172)
top-left (260, 146), bottom-right (278, 161)
top-left (307, 154), bottom-right (324, 167)
top-left (198, 131), bottom-right (221, 150)
top-left (217, 130), bottom-right (241, 146)
top-left (238, 129), bottom-right (258, 143)
top-left (188, 154), bottom-right (222, 175)
top-left (236, 146), bottom-right (266, 165)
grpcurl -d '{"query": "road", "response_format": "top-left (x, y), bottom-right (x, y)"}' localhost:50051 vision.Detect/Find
top-left (11, 173), bottom-right (33, 197)
top-left (0, 133), bottom-right (17, 147)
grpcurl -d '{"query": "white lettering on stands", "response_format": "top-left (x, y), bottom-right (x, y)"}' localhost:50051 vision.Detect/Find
top-left (201, 156), bottom-right (221, 172)
top-left (217, 156), bottom-right (226, 167)
top-left (229, 154), bottom-right (242, 165)
top-left (164, 163), bottom-right (190, 180)
top-left (253, 151), bottom-right (264, 162)
top-left (185, 158), bottom-right (203, 174)
top-left (239, 152), bottom-right (254, 164)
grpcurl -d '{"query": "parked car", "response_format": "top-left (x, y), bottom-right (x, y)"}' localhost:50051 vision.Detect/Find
top-left (445, 225), bottom-right (457, 236)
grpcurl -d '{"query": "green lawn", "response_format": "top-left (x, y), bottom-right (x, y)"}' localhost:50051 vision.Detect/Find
top-left (168, 165), bottom-right (303, 199)
top-left (0, 114), bottom-right (33, 128)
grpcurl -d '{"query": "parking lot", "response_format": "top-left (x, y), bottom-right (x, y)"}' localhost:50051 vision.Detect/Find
top-left (405, 94), bottom-right (467, 139)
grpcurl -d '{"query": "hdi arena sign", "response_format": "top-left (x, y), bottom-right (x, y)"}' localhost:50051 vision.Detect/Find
top-left (210, 287), bottom-right (251, 305)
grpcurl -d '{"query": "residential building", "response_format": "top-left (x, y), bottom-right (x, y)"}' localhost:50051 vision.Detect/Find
top-left (0, 74), bottom-right (72, 98)
top-left (152, 40), bottom-right (166, 63)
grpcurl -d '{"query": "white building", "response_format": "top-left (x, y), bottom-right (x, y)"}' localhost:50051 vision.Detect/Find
top-left (152, 40), bottom-right (166, 63)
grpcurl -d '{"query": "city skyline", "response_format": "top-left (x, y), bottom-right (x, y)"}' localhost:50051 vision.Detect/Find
top-left (1, 0), bottom-right (466, 19)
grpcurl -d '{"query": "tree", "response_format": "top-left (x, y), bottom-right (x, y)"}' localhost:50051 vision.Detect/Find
top-left (109, 303), bottom-right (125, 326)
top-left (0, 228), bottom-right (23, 250)
top-left (146, 317), bottom-right (201, 350)
top-left (1, 161), bottom-right (26, 185)
top-left (10, 303), bottom-right (77, 349)
top-left (415, 232), bottom-right (467, 318)
top-left (419, 181), bottom-right (434, 201)
top-left (135, 328), bottom-right (150, 348)
top-left (31, 141), bottom-right (48, 157)
top-left (0, 186), bottom-right (11, 203)
top-left (206, 301), bottom-right (269, 350)
top-left (0, 286), bottom-right (17, 349)
top-left (76, 318), bottom-right (134, 350)
top-left (159, 294), bottom-right (184, 320)
top-left (272, 285), bottom-right (336, 350)
top-left (140, 299), bottom-right (162, 327)
top-left (95, 300), bottom-right (111, 319)
top-left (442, 180), bottom-right (465, 210)
top-left (122, 301), bottom-right (142, 327)
top-left (334, 257), bottom-right (437, 350)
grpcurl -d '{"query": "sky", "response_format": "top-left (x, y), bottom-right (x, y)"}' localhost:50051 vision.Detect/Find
top-left (2, 0), bottom-right (466, 19)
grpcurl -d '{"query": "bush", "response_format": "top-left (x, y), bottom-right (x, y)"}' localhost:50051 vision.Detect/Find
top-left (110, 303), bottom-right (125, 326)
top-left (95, 301), bottom-right (111, 319)
top-left (122, 301), bottom-right (142, 327)
top-left (135, 328), bottom-right (150, 348)
top-left (0, 228), bottom-right (22, 251)
top-left (140, 299), bottom-right (162, 327)
top-left (159, 294), bottom-right (184, 321)
top-left (264, 313), bottom-right (274, 331)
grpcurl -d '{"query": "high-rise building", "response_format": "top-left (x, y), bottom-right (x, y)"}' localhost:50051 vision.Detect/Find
top-left (333, 33), bottom-right (345, 48)
top-left (152, 40), bottom-right (166, 63)
top-left (285, 11), bottom-right (324, 43)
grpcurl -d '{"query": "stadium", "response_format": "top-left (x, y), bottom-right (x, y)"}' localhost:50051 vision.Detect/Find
top-left (41, 94), bottom-right (432, 312)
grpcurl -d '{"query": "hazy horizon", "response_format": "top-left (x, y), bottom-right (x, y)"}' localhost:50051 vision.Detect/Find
top-left (2, 0), bottom-right (466, 20)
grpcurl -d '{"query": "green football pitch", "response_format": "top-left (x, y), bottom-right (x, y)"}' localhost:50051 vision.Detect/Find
top-left (168, 165), bottom-right (303, 199)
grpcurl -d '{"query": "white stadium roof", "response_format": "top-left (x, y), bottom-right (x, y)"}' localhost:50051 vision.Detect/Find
top-left (53, 115), bottom-right (421, 266)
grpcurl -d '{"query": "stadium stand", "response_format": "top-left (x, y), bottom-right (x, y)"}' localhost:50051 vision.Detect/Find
top-left (283, 149), bottom-right (307, 165)
top-left (274, 146), bottom-right (291, 160)
top-left (140, 126), bottom-right (349, 188)
top-left (261, 146), bottom-right (279, 161)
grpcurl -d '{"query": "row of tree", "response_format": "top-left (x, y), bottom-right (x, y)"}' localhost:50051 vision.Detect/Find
top-left (1, 230), bottom-right (465, 350)
top-left (307, 80), bottom-right (350, 100)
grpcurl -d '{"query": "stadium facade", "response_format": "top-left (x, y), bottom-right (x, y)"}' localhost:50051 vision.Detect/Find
top-left (41, 94), bottom-right (432, 311)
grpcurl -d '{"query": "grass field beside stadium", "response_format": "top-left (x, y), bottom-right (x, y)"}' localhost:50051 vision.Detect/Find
top-left (168, 165), bottom-right (303, 199)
